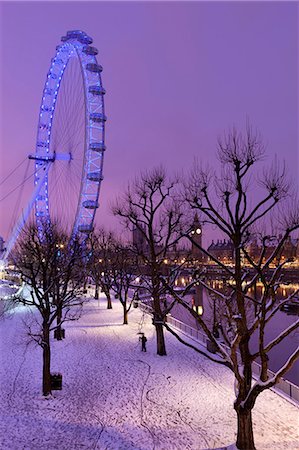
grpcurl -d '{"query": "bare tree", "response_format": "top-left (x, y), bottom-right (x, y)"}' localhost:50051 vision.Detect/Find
top-left (169, 126), bottom-right (299, 449)
top-left (87, 229), bottom-right (115, 309)
top-left (109, 242), bottom-right (137, 324)
top-left (112, 167), bottom-right (186, 355)
top-left (13, 222), bottom-right (87, 396)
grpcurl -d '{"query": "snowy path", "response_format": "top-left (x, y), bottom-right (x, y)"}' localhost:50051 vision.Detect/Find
top-left (0, 296), bottom-right (298, 450)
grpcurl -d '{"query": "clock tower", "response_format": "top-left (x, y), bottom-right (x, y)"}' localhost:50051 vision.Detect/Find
top-left (190, 213), bottom-right (204, 261)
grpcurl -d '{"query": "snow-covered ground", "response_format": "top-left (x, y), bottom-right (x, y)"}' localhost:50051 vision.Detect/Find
top-left (0, 294), bottom-right (298, 450)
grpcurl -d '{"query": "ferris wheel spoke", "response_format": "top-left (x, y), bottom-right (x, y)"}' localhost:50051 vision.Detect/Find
top-left (31, 30), bottom-right (106, 237)
top-left (48, 145), bottom-right (86, 229)
top-left (50, 60), bottom-right (84, 157)
top-left (49, 172), bottom-right (75, 226)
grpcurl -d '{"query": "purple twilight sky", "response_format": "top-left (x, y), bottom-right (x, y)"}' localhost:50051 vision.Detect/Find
top-left (0, 1), bottom-right (298, 245)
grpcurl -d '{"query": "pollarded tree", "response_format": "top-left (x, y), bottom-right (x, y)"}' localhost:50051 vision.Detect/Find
top-left (13, 222), bottom-right (87, 396)
top-left (167, 126), bottom-right (299, 450)
top-left (87, 229), bottom-right (115, 309)
top-left (109, 242), bottom-right (138, 324)
top-left (112, 167), bottom-right (187, 355)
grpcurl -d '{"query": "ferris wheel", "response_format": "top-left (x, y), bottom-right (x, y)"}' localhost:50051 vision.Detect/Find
top-left (3, 30), bottom-right (106, 258)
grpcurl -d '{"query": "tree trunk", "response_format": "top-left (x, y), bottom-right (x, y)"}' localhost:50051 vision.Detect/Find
top-left (56, 305), bottom-right (63, 340)
top-left (155, 322), bottom-right (166, 356)
top-left (152, 287), bottom-right (167, 355)
top-left (106, 291), bottom-right (112, 309)
top-left (94, 283), bottom-right (99, 300)
top-left (123, 307), bottom-right (128, 325)
top-left (236, 406), bottom-right (255, 450)
top-left (42, 324), bottom-right (52, 396)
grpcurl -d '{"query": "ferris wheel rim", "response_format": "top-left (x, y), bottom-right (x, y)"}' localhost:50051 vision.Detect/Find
top-left (33, 30), bottom-right (106, 237)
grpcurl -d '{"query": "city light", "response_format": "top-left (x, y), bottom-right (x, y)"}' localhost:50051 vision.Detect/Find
top-left (0, 6), bottom-right (298, 450)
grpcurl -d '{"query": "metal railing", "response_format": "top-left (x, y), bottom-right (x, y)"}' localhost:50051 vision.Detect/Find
top-left (163, 314), bottom-right (299, 406)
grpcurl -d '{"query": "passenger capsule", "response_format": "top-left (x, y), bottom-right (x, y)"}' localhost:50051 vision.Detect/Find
top-left (83, 46), bottom-right (98, 56)
top-left (78, 35), bottom-right (93, 45)
top-left (87, 172), bottom-right (104, 182)
top-left (90, 113), bottom-right (107, 123)
top-left (89, 142), bottom-right (106, 152)
top-left (86, 63), bottom-right (103, 73)
top-left (78, 224), bottom-right (94, 233)
top-left (66, 30), bottom-right (84, 38)
top-left (88, 85), bottom-right (106, 95)
top-left (83, 200), bottom-right (99, 209)
top-left (63, 31), bottom-right (93, 45)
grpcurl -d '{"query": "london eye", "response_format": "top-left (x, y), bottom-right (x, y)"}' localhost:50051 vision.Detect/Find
top-left (3, 30), bottom-right (106, 259)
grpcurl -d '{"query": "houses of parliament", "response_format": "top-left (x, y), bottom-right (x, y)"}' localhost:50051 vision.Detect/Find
top-left (132, 214), bottom-right (299, 267)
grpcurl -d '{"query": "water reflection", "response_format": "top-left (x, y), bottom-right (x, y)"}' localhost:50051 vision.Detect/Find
top-left (171, 278), bottom-right (299, 385)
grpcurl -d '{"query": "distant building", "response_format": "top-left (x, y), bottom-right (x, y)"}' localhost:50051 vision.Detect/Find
top-left (280, 236), bottom-right (298, 261)
top-left (164, 244), bottom-right (190, 265)
top-left (247, 236), bottom-right (299, 264)
top-left (207, 239), bottom-right (234, 263)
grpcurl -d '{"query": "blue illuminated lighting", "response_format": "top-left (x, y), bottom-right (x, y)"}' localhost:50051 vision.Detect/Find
top-left (32, 31), bottom-right (106, 240)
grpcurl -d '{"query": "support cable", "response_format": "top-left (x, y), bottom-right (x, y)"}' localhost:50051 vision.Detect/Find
top-left (0, 157), bottom-right (27, 186)
top-left (8, 159), bottom-right (30, 233)
top-left (0, 166), bottom-right (40, 203)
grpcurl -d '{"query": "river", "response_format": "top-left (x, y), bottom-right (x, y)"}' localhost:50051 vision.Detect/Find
top-left (169, 280), bottom-right (299, 385)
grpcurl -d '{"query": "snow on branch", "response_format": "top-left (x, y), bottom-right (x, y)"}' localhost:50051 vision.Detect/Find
top-left (160, 277), bottom-right (233, 366)
top-left (242, 347), bottom-right (299, 410)
top-left (261, 319), bottom-right (299, 355)
top-left (164, 322), bottom-right (232, 369)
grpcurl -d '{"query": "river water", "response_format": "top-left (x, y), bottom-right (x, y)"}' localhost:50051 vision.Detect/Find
top-left (169, 282), bottom-right (299, 385)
